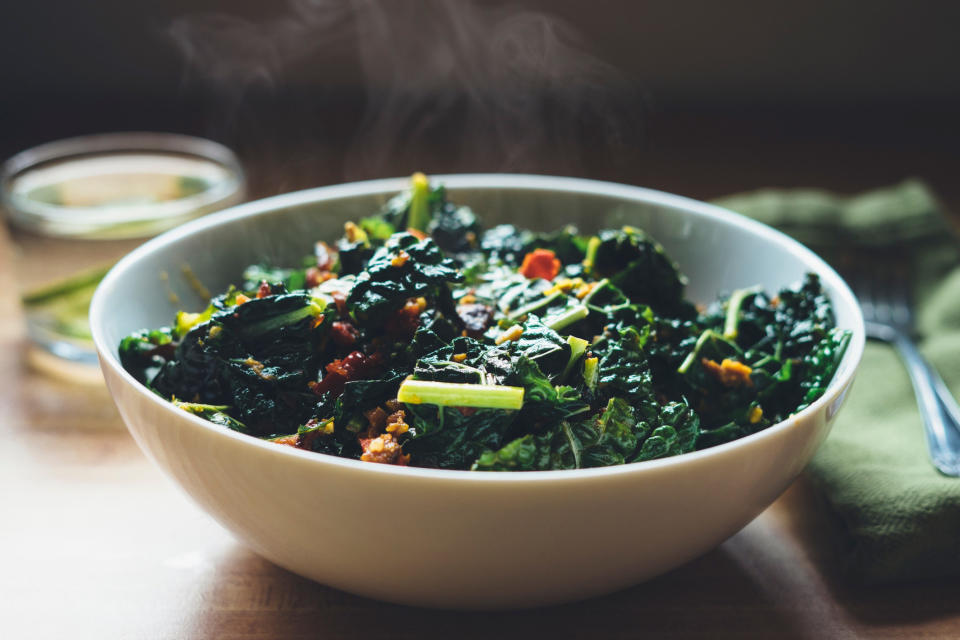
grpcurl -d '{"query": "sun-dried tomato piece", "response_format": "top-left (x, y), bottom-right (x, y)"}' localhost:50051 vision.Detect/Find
top-left (519, 248), bottom-right (561, 281)
top-left (330, 321), bottom-right (360, 347)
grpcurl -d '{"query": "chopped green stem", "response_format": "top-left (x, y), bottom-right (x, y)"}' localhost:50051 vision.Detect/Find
top-left (580, 278), bottom-right (609, 306)
top-left (562, 335), bottom-right (589, 380)
top-left (561, 422), bottom-right (582, 469)
top-left (678, 329), bottom-right (721, 374)
top-left (507, 291), bottom-right (564, 320)
top-left (583, 356), bottom-right (599, 391)
top-left (398, 379), bottom-right (524, 410)
top-left (173, 400), bottom-right (230, 413)
top-left (408, 172), bottom-right (431, 232)
top-left (544, 305), bottom-right (589, 331)
top-left (242, 297), bottom-right (327, 337)
top-left (584, 237), bottom-right (601, 272)
top-left (723, 285), bottom-right (763, 340)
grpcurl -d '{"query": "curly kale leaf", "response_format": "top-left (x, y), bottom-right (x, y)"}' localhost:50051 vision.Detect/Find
top-left (586, 227), bottom-right (691, 315)
top-left (796, 327), bottom-right (851, 411)
top-left (118, 327), bottom-right (175, 385)
top-left (479, 224), bottom-right (587, 267)
top-left (580, 279), bottom-right (655, 335)
top-left (480, 224), bottom-right (536, 266)
top-left (633, 402), bottom-right (700, 462)
top-left (367, 181), bottom-right (480, 254)
top-left (402, 404), bottom-right (515, 469)
top-left (473, 416), bottom-right (633, 471)
top-left (347, 233), bottom-right (464, 327)
top-left (592, 325), bottom-right (657, 415)
top-left (149, 292), bottom-right (331, 436)
top-left (506, 356), bottom-right (590, 431)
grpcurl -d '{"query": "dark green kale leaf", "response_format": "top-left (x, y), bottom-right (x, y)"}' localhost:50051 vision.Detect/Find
top-left (336, 237), bottom-right (375, 276)
top-left (592, 326), bottom-right (656, 411)
top-left (311, 368), bottom-right (410, 449)
top-left (796, 327), bottom-right (851, 411)
top-left (596, 396), bottom-right (649, 459)
top-left (427, 200), bottom-right (480, 255)
top-left (402, 404), bottom-right (515, 469)
top-left (149, 292), bottom-right (331, 436)
top-left (633, 402), bottom-right (700, 462)
top-left (347, 233), bottom-right (463, 328)
top-left (413, 336), bottom-right (490, 384)
top-left (508, 316), bottom-right (572, 380)
top-left (585, 227), bottom-right (691, 315)
top-left (118, 327), bottom-right (175, 385)
top-left (473, 416), bottom-right (631, 472)
top-left (480, 224), bottom-right (536, 266)
top-left (505, 356), bottom-right (590, 431)
top-left (479, 224), bottom-right (587, 267)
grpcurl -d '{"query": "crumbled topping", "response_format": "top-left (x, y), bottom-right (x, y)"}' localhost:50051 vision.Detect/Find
top-left (701, 358), bottom-right (753, 388)
top-left (495, 324), bottom-right (524, 345)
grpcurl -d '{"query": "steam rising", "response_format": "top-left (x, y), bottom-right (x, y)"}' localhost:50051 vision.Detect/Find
top-left (168, 0), bottom-right (645, 180)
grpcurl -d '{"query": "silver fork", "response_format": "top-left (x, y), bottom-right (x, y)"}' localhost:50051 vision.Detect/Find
top-left (843, 252), bottom-right (960, 476)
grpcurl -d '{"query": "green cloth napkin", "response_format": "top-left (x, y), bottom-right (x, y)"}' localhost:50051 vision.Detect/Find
top-left (713, 179), bottom-right (960, 585)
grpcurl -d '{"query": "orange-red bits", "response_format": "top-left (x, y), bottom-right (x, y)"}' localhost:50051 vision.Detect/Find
top-left (519, 248), bottom-right (561, 281)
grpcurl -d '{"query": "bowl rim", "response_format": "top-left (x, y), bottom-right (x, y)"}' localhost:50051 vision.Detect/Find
top-left (90, 173), bottom-right (865, 483)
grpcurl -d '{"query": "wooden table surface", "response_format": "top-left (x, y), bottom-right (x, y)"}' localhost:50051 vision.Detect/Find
top-left (2, 130), bottom-right (960, 638)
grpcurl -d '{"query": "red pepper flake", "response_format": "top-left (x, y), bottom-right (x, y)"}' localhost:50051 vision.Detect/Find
top-left (407, 227), bottom-right (429, 241)
top-left (519, 249), bottom-right (561, 281)
top-left (257, 281), bottom-right (272, 299)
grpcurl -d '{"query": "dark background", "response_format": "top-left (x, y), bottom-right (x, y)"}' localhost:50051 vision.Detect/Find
top-left (2, 0), bottom-right (958, 203)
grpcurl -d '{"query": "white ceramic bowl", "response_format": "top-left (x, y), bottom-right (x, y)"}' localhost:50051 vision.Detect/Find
top-left (91, 175), bottom-right (864, 610)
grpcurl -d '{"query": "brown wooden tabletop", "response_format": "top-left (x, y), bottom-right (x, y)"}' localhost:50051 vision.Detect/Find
top-left (2, 128), bottom-right (960, 638)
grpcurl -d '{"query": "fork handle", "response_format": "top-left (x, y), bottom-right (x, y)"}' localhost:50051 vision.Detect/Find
top-left (891, 333), bottom-right (960, 476)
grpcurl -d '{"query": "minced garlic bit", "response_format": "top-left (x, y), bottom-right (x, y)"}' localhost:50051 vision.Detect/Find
top-left (452, 353), bottom-right (467, 362)
top-left (234, 293), bottom-right (251, 305)
top-left (208, 325), bottom-right (222, 338)
top-left (749, 406), bottom-right (763, 424)
top-left (460, 293), bottom-right (477, 304)
top-left (495, 324), bottom-right (525, 345)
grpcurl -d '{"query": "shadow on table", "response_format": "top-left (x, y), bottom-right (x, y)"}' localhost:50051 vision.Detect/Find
top-left (177, 543), bottom-right (809, 640)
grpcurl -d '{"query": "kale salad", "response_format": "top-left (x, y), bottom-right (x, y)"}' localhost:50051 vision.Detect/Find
top-left (119, 174), bottom-right (851, 471)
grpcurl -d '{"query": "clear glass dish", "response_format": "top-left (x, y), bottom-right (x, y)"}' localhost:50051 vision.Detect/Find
top-left (1, 132), bottom-right (245, 368)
